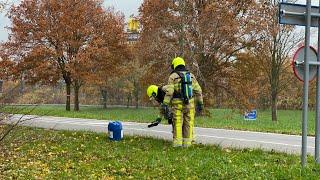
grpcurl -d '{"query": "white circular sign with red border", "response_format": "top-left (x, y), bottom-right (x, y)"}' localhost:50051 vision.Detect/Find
top-left (292, 46), bottom-right (318, 82)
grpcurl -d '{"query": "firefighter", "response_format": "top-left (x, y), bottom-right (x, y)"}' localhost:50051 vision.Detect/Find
top-left (147, 85), bottom-right (173, 126)
top-left (163, 57), bottom-right (204, 147)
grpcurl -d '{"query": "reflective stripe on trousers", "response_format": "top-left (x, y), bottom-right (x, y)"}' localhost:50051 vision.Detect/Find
top-left (171, 99), bottom-right (195, 147)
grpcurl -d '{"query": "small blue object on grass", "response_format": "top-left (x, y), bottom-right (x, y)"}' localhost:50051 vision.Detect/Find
top-left (244, 109), bottom-right (257, 121)
top-left (108, 121), bottom-right (123, 141)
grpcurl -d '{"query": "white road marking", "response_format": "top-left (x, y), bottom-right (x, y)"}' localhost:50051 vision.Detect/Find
top-left (16, 115), bottom-right (305, 139)
top-left (124, 127), bottom-right (172, 134)
top-left (196, 134), bottom-right (314, 149)
top-left (21, 118), bottom-right (314, 149)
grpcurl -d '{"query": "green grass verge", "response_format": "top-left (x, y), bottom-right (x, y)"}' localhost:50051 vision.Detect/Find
top-left (1, 127), bottom-right (320, 179)
top-left (6, 105), bottom-right (317, 135)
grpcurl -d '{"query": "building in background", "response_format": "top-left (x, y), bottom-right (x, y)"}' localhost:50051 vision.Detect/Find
top-left (126, 15), bottom-right (140, 45)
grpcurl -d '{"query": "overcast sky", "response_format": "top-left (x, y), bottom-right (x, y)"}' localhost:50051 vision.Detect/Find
top-left (0, 0), bottom-right (318, 42)
top-left (0, 0), bottom-right (143, 41)
top-left (105, 0), bottom-right (143, 17)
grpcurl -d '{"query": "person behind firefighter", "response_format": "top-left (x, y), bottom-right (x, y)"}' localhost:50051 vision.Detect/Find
top-left (146, 85), bottom-right (173, 127)
top-left (162, 57), bottom-right (203, 147)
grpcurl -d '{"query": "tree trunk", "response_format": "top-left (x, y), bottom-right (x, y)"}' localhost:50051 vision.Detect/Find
top-left (178, 0), bottom-right (185, 57)
top-left (135, 93), bottom-right (139, 109)
top-left (133, 80), bottom-right (139, 109)
top-left (127, 93), bottom-right (132, 108)
top-left (270, 34), bottom-right (278, 122)
top-left (19, 73), bottom-right (25, 95)
top-left (271, 91), bottom-right (277, 122)
top-left (63, 72), bottom-right (72, 111)
top-left (66, 82), bottom-right (71, 111)
top-left (74, 83), bottom-right (80, 111)
top-left (0, 80), bottom-right (3, 94)
top-left (101, 89), bottom-right (107, 109)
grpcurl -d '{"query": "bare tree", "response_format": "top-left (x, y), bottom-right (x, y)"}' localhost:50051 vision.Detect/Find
top-left (255, 0), bottom-right (302, 121)
top-left (0, 84), bottom-right (41, 143)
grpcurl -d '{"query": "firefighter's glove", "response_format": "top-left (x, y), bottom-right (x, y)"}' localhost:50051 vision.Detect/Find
top-left (196, 103), bottom-right (204, 115)
top-left (148, 117), bottom-right (162, 128)
top-left (161, 104), bottom-right (170, 120)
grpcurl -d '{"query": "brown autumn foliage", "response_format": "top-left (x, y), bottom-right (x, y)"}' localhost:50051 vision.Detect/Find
top-left (138, 0), bottom-right (265, 110)
top-left (1, 0), bottom-right (127, 111)
top-left (0, 57), bottom-right (15, 80)
top-left (229, 53), bottom-right (264, 111)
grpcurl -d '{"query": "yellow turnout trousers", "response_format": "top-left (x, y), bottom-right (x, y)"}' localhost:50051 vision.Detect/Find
top-left (171, 98), bottom-right (195, 147)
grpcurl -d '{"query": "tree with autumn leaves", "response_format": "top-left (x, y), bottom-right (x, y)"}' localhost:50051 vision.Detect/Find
top-left (248, 0), bottom-right (302, 121)
top-left (138, 0), bottom-right (265, 109)
top-left (138, 0), bottom-right (302, 119)
top-left (1, 0), bottom-right (127, 111)
top-left (0, 0), bottom-right (303, 121)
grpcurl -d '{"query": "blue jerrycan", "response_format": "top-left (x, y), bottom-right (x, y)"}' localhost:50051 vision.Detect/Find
top-left (108, 121), bottom-right (123, 141)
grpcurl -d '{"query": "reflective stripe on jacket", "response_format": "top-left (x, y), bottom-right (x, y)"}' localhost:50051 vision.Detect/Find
top-left (163, 71), bottom-right (203, 105)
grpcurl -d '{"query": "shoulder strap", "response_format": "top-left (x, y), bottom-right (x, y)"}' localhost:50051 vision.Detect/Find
top-left (173, 70), bottom-right (189, 78)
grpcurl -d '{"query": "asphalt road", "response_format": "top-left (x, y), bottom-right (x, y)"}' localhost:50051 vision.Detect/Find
top-left (8, 114), bottom-right (315, 155)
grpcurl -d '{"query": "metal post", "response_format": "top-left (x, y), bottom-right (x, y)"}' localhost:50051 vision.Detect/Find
top-left (316, 0), bottom-right (320, 164)
top-left (302, 0), bottom-right (312, 167)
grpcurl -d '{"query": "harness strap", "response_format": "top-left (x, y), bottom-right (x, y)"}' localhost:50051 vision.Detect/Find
top-left (173, 70), bottom-right (193, 104)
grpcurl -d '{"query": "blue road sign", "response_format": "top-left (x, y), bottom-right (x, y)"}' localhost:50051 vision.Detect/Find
top-left (244, 110), bottom-right (257, 121)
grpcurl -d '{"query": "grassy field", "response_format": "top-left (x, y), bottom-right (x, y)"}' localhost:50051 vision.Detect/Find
top-left (7, 105), bottom-right (317, 135)
top-left (1, 127), bottom-right (320, 179)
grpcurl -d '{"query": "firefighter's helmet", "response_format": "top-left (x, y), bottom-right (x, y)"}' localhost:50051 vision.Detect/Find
top-left (171, 57), bottom-right (185, 70)
top-left (147, 85), bottom-right (158, 98)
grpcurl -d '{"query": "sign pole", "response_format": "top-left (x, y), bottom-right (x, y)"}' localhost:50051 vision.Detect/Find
top-left (280, 1), bottom-right (320, 166)
top-left (302, 0), bottom-right (312, 167)
top-left (316, 0), bottom-right (320, 164)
